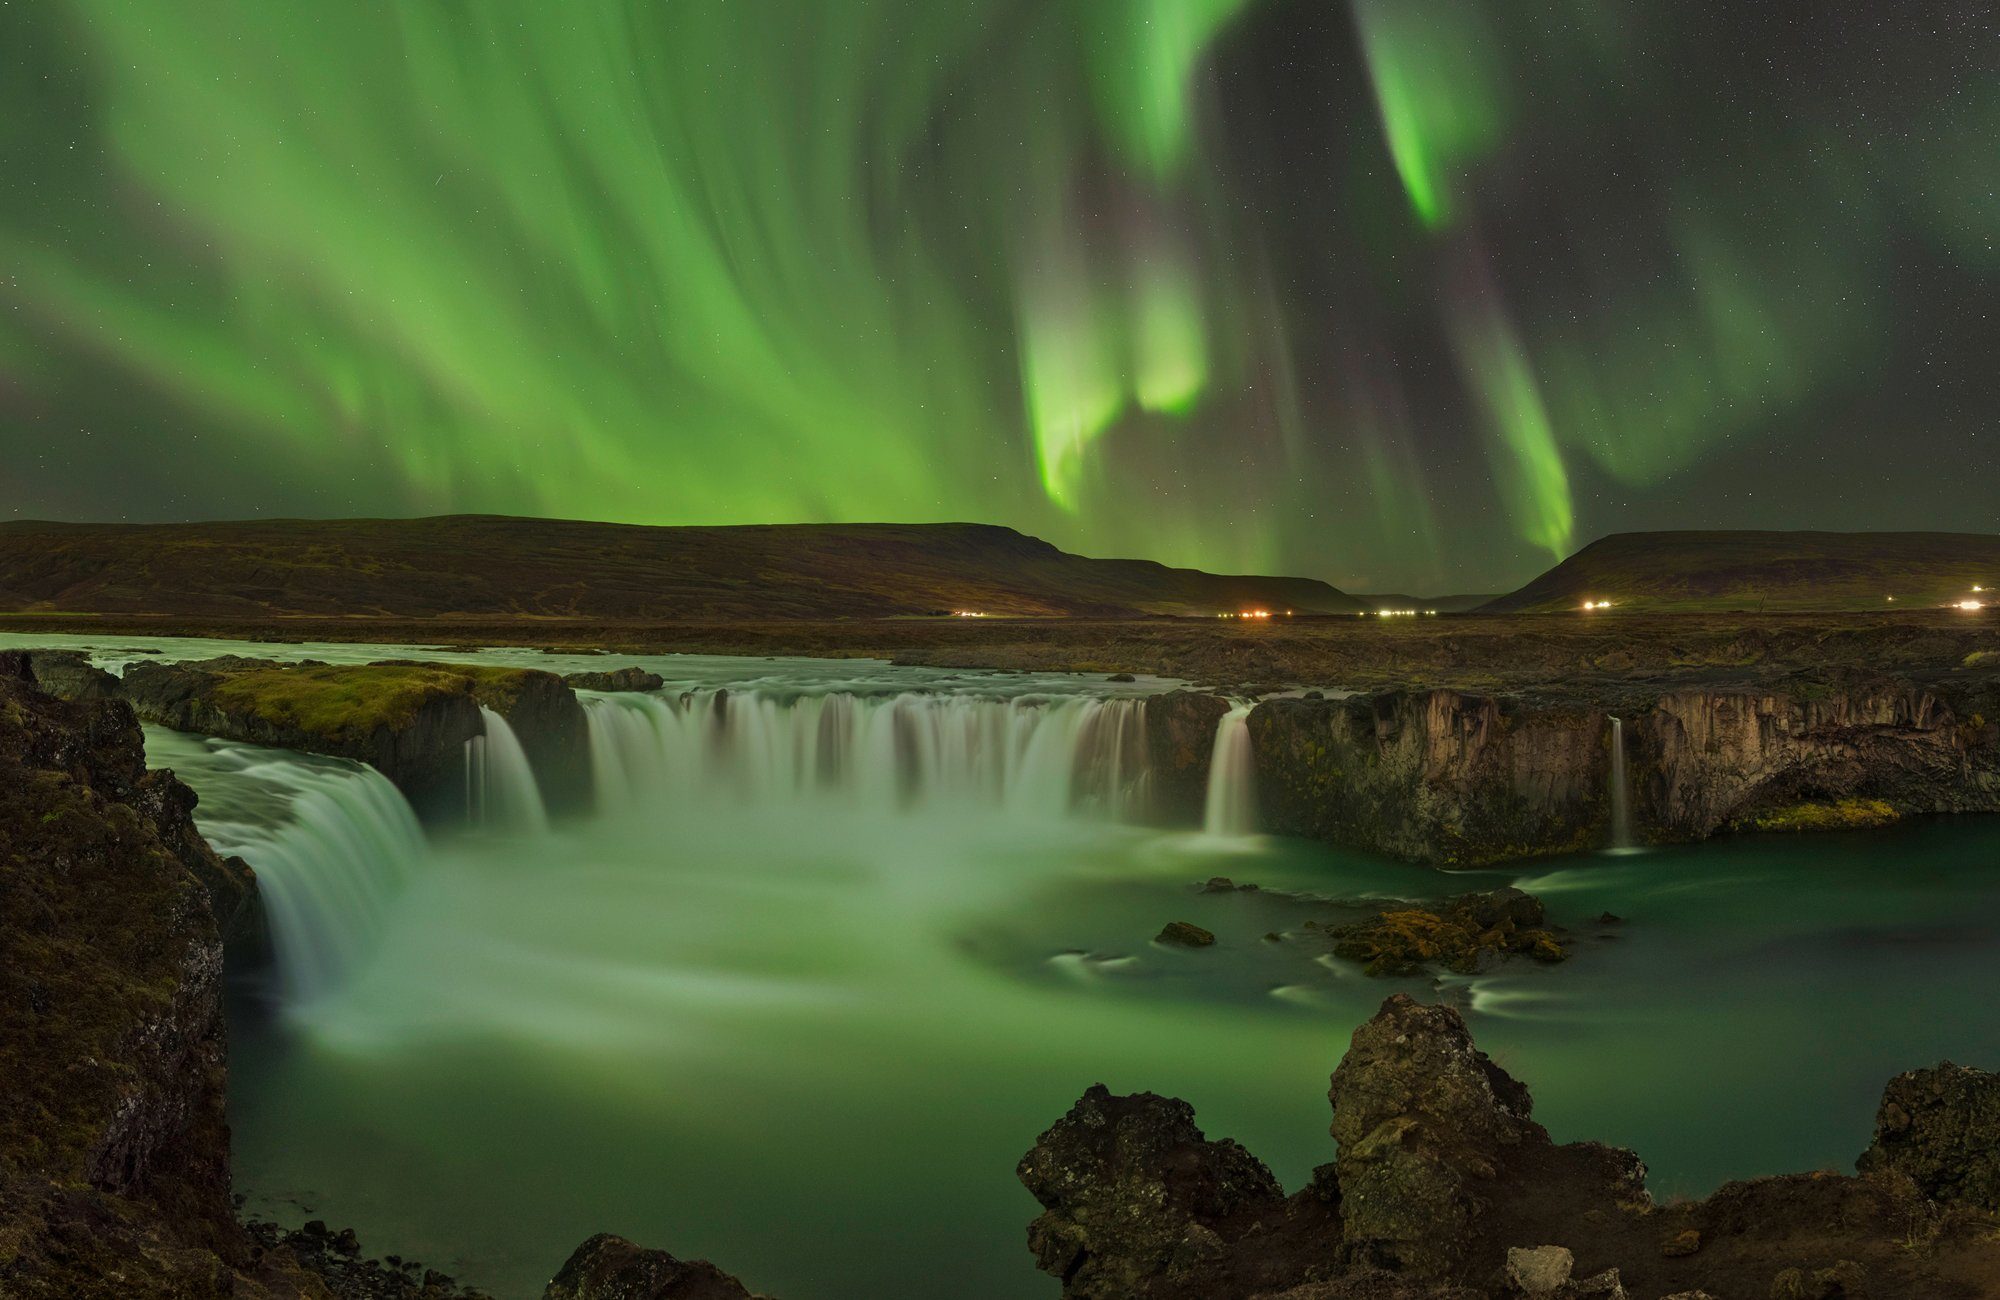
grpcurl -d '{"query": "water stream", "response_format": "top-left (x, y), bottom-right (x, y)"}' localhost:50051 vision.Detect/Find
top-left (1202, 704), bottom-right (1258, 837)
top-left (1608, 715), bottom-right (1633, 852)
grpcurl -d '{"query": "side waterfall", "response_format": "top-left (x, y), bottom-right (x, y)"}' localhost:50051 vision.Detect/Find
top-left (581, 689), bottom-right (1150, 818)
top-left (1608, 715), bottom-right (1633, 851)
top-left (187, 751), bottom-right (429, 1002)
top-left (467, 706), bottom-right (549, 833)
top-left (1202, 704), bottom-right (1258, 837)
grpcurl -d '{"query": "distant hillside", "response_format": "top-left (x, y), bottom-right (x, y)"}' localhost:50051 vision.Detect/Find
top-left (0, 516), bottom-right (1363, 619)
top-left (1348, 593), bottom-right (1497, 614)
top-left (1481, 531), bottom-right (2000, 613)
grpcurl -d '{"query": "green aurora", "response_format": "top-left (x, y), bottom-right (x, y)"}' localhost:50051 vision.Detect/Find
top-left (1, 0), bottom-right (1993, 592)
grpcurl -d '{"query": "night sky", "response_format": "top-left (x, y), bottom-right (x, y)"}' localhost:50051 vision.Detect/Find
top-left (1, 2), bottom-right (1993, 592)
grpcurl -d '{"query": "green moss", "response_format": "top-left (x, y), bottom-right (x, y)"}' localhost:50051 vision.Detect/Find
top-left (207, 661), bottom-right (541, 739)
top-left (1749, 798), bottom-right (1901, 833)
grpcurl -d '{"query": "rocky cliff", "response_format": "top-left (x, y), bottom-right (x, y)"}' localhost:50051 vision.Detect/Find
top-left (28, 653), bottom-right (596, 820)
top-left (1021, 993), bottom-right (2000, 1299)
top-left (1239, 671), bottom-right (2000, 865)
top-left (0, 654), bottom-right (759, 1298)
top-left (0, 652), bottom-right (321, 1297)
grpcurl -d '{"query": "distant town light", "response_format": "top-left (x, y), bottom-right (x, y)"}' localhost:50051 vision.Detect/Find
top-left (953, 609), bottom-right (987, 618)
top-left (1581, 599), bottom-right (1613, 611)
top-left (1957, 600), bottom-right (1983, 611)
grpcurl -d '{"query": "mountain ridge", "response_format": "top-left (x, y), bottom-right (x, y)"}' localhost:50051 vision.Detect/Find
top-left (0, 515), bottom-right (1363, 620)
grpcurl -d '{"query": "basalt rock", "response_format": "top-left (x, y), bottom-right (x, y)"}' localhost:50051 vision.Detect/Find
top-left (1319, 888), bottom-right (1567, 977)
top-left (1249, 691), bottom-right (1610, 866)
top-left (543, 1233), bottom-right (764, 1300)
top-left (1858, 1061), bottom-right (2000, 1211)
top-left (1246, 678), bottom-right (2000, 865)
top-left (562, 666), bottom-right (666, 693)
top-left (0, 653), bottom-right (308, 1296)
top-left (1028, 994), bottom-right (2000, 1298)
top-left (114, 656), bottom-right (592, 817)
top-left (1017, 1084), bottom-right (1336, 1300)
top-left (20, 647), bottom-right (122, 701)
top-left (1144, 691), bottom-right (1232, 821)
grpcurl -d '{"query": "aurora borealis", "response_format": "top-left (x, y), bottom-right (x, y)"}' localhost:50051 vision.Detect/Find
top-left (1, 2), bottom-right (1993, 592)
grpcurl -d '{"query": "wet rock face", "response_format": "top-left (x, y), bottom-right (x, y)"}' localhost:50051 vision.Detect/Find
top-left (1246, 680), bottom-right (2000, 865)
top-left (20, 647), bottom-right (122, 700)
top-left (543, 1233), bottom-right (762, 1300)
top-left (0, 654), bottom-right (243, 1290)
top-left (469, 666), bottom-right (591, 814)
top-left (1248, 691), bottom-right (1609, 866)
top-left (1859, 1061), bottom-right (2000, 1211)
top-left (1640, 684), bottom-right (1987, 838)
top-left (119, 656), bottom-right (485, 813)
top-left (1017, 1084), bottom-right (1286, 1300)
top-left (1327, 995), bottom-right (1547, 1277)
top-left (1143, 691), bottom-right (1232, 821)
top-left (563, 666), bottom-right (666, 692)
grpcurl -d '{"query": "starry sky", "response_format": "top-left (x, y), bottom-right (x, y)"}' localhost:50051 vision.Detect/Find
top-left (1, 1), bottom-right (1993, 592)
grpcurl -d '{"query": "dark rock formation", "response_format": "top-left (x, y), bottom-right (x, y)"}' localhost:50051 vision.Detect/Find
top-left (1249, 692), bottom-right (1610, 866)
top-left (1859, 1061), bottom-right (2000, 1211)
top-left (1144, 691), bottom-right (1232, 820)
top-left (1317, 888), bottom-right (1566, 976)
top-left (20, 647), bottom-right (122, 700)
top-left (1016, 1085), bottom-right (1328, 1300)
top-left (543, 1233), bottom-right (762, 1299)
top-left (105, 656), bottom-right (593, 817)
top-left (119, 656), bottom-right (484, 814)
top-left (1247, 678), bottom-right (2000, 865)
top-left (1025, 993), bottom-right (2000, 1299)
top-left (0, 652), bottom-right (301, 1296)
top-left (563, 666), bottom-right (666, 692)
top-left (1157, 920), bottom-right (1217, 947)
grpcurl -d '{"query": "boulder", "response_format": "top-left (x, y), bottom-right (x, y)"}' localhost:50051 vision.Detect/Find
top-left (563, 666), bottom-right (667, 693)
top-left (1858, 1061), bottom-right (2000, 1210)
top-left (1157, 921), bottom-right (1217, 947)
top-left (1017, 1084), bottom-right (1286, 1300)
top-left (1505, 1245), bottom-right (1573, 1293)
top-left (1328, 996), bottom-right (1547, 1276)
top-left (543, 1233), bottom-right (763, 1300)
top-left (1321, 888), bottom-right (1567, 976)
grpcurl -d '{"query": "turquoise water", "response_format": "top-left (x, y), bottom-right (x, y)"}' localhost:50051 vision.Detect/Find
top-left (17, 634), bottom-right (2000, 1298)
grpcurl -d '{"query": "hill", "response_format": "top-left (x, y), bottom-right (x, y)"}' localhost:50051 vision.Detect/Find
top-left (1481, 530), bottom-right (2000, 613)
top-left (0, 516), bottom-right (1363, 620)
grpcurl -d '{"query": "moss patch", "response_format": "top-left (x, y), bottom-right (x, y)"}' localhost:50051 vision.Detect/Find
top-left (1749, 798), bottom-right (1901, 833)
top-left (207, 661), bottom-right (539, 740)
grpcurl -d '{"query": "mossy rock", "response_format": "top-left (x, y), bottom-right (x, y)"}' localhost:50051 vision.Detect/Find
top-left (1746, 798), bottom-right (1900, 833)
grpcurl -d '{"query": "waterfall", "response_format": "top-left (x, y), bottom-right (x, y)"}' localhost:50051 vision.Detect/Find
top-left (467, 706), bottom-right (549, 833)
top-left (187, 752), bottom-right (429, 1002)
top-left (580, 689), bottom-right (1150, 818)
top-left (1202, 705), bottom-right (1258, 837)
top-left (1608, 716), bottom-right (1633, 851)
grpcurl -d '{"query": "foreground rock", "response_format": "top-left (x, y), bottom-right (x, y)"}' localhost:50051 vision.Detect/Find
top-left (1859, 1061), bottom-right (2000, 1211)
top-left (1316, 888), bottom-right (1566, 976)
top-left (1022, 993), bottom-right (2000, 1298)
top-left (543, 1233), bottom-right (763, 1299)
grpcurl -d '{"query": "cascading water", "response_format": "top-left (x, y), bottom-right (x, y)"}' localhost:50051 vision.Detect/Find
top-left (1608, 716), bottom-right (1633, 851)
top-left (1202, 704), bottom-right (1258, 837)
top-left (580, 689), bottom-right (1150, 818)
top-left (467, 706), bottom-right (549, 833)
top-left (143, 728), bottom-right (429, 1002)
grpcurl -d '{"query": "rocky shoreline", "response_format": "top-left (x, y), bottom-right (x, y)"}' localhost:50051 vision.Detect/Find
top-left (1018, 994), bottom-right (2000, 1299)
